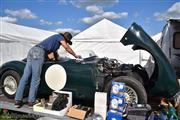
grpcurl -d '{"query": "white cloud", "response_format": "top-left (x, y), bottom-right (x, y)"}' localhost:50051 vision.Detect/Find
top-left (103, 12), bottom-right (128, 19)
top-left (82, 4), bottom-right (128, 24)
top-left (86, 5), bottom-right (104, 14)
top-left (40, 19), bottom-right (63, 26)
top-left (0, 16), bottom-right (17, 23)
top-left (55, 21), bottom-right (63, 25)
top-left (5, 9), bottom-right (37, 19)
top-left (82, 11), bottom-right (128, 24)
top-left (54, 28), bottom-right (81, 36)
top-left (154, 2), bottom-right (180, 21)
top-left (40, 19), bottom-right (53, 25)
top-left (70, 0), bottom-right (119, 8)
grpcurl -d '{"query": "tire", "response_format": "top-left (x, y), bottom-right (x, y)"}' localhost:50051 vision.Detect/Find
top-left (0, 70), bottom-right (20, 99)
top-left (104, 76), bottom-right (147, 104)
top-left (127, 72), bottom-right (143, 84)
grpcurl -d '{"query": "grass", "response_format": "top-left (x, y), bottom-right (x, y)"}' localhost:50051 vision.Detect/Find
top-left (0, 109), bottom-right (39, 120)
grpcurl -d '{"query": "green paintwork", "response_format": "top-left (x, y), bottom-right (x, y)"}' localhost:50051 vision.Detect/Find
top-left (120, 23), bottom-right (180, 98)
top-left (0, 59), bottom-right (98, 102)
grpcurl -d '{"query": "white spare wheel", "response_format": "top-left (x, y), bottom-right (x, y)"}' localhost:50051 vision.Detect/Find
top-left (45, 64), bottom-right (67, 91)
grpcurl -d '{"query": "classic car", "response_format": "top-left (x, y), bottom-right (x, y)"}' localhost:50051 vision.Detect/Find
top-left (0, 23), bottom-right (179, 106)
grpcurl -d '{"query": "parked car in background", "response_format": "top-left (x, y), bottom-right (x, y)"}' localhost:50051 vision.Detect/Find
top-left (158, 19), bottom-right (180, 82)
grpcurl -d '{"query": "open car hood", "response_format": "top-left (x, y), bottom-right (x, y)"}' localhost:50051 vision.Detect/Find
top-left (120, 23), bottom-right (180, 98)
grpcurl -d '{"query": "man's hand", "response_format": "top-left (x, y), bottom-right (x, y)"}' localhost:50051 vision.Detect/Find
top-left (75, 55), bottom-right (82, 59)
top-left (60, 40), bottom-right (81, 59)
top-left (48, 52), bottom-right (55, 60)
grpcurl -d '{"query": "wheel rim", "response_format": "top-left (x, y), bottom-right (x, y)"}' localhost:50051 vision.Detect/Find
top-left (4, 76), bottom-right (17, 95)
top-left (124, 86), bottom-right (138, 103)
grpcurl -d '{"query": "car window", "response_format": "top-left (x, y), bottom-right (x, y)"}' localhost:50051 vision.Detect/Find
top-left (174, 32), bottom-right (180, 49)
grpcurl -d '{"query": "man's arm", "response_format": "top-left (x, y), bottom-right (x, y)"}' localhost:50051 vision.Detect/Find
top-left (60, 40), bottom-right (80, 58)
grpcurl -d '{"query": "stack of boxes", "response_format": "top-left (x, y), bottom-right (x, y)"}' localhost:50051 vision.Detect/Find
top-left (107, 81), bottom-right (126, 120)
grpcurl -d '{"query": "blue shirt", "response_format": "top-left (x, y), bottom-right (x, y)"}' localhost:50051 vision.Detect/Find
top-left (38, 34), bottom-right (63, 54)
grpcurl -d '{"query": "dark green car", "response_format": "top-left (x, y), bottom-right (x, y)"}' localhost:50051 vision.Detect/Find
top-left (0, 23), bottom-right (179, 105)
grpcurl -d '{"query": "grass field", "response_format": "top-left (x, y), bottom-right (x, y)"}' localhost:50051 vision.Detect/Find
top-left (0, 109), bottom-right (39, 120)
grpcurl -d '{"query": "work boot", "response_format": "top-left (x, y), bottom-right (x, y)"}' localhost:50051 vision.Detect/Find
top-left (14, 101), bottom-right (23, 108)
top-left (28, 102), bottom-right (34, 108)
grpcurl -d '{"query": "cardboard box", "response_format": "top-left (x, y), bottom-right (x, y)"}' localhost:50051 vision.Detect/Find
top-left (66, 105), bottom-right (91, 120)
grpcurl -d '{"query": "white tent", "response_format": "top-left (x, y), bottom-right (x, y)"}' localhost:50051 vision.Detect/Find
top-left (0, 21), bottom-right (56, 65)
top-left (1, 19), bottom-right (158, 66)
top-left (70, 19), bottom-right (140, 64)
top-left (139, 32), bottom-right (162, 67)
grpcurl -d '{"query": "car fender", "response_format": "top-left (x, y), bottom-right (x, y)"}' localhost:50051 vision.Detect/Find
top-left (0, 61), bottom-right (25, 79)
top-left (120, 23), bottom-right (180, 98)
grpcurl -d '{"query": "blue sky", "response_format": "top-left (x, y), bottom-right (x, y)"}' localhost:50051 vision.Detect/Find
top-left (0, 0), bottom-right (180, 36)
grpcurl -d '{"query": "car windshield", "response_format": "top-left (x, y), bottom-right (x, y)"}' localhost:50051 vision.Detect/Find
top-left (58, 50), bottom-right (97, 60)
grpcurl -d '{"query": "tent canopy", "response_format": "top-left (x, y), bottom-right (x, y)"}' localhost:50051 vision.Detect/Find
top-left (0, 21), bottom-right (56, 44)
top-left (0, 21), bottom-right (56, 65)
top-left (1, 19), bottom-right (158, 65)
top-left (68, 19), bottom-right (140, 64)
top-left (73, 19), bottom-right (127, 42)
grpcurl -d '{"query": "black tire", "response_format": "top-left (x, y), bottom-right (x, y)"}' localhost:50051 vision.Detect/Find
top-left (0, 70), bottom-right (20, 99)
top-left (127, 72), bottom-right (144, 84)
top-left (104, 76), bottom-right (147, 104)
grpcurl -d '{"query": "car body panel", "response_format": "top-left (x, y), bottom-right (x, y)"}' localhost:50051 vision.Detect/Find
top-left (0, 61), bottom-right (25, 77)
top-left (0, 59), bottom-right (98, 102)
top-left (120, 23), bottom-right (180, 98)
top-left (40, 60), bottom-right (97, 101)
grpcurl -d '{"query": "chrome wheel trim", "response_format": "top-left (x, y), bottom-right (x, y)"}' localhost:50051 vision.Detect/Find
top-left (124, 86), bottom-right (138, 104)
top-left (4, 76), bottom-right (17, 95)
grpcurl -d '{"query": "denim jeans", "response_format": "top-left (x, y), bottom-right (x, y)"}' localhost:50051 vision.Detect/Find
top-left (15, 46), bottom-right (45, 102)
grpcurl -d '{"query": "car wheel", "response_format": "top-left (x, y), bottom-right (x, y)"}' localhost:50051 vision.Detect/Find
top-left (104, 76), bottom-right (147, 104)
top-left (0, 70), bottom-right (20, 99)
top-left (127, 72), bottom-right (144, 84)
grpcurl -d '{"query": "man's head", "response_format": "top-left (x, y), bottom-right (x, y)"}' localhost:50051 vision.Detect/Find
top-left (61, 32), bottom-right (72, 45)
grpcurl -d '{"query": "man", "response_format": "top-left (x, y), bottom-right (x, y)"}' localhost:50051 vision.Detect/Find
top-left (15, 32), bottom-right (80, 108)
